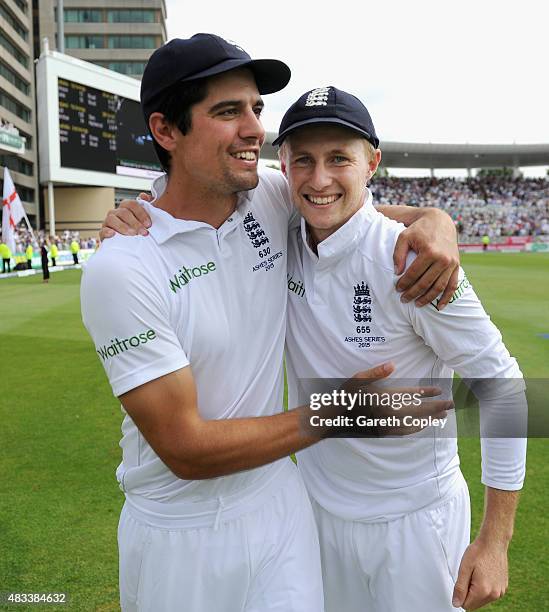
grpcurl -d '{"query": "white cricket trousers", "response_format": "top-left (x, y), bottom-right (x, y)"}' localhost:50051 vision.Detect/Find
top-left (312, 475), bottom-right (471, 612)
top-left (118, 459), bottom-right (324, 611)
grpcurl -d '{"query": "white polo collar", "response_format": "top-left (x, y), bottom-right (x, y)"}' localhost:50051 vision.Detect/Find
top-left (146, 173), bottom-right (255, 245)
top-left (300, 189), bottom-right (376, 264)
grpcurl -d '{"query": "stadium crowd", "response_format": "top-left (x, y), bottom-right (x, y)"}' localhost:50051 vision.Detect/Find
top-left (10, 228), bottom-right (96, 254)
top-left (370, 176), bottom-right (549, 241)
top-left (5, 177), bottom-right (549, 251)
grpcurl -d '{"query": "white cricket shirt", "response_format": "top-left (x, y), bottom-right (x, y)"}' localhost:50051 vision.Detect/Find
top-left (81, 169), bottom-right (292, 506)
top-left (287, 192), bottom-right (527, 522)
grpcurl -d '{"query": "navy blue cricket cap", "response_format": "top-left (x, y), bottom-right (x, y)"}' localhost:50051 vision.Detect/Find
top-left (141, 33), bottom-right (291, 123)
top-left (273, 86), bottom-right (379, 148)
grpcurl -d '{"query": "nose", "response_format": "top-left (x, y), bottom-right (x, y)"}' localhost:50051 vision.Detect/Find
top-left (309, 161), bottom-right (332, 192)
top-left (239, 107), bottom-right (265, 145)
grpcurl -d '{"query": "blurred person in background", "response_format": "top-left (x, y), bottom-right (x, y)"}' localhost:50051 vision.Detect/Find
top-left (40, 242), bottom-right (49, 283)
top-left (26, 243), bottom-right (33, 269)
top-left (50, 242), bottom-right (59, 267)
top-left (0, 242), bottom-right (11, 273)
top-left (70, 239), bottom-right (80, 264)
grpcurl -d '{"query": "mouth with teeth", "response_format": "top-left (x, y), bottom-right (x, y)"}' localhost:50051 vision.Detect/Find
top-left (304, 194), bottom-right (342, 206)
top-left (231, 151), bottom-right (258, 162)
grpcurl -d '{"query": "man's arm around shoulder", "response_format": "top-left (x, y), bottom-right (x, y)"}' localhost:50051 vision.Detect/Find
top-left (375, 204), bottom-right (460, 308)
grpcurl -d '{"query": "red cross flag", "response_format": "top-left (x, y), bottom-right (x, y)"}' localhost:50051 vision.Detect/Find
top-left (2, 166), bottom-right (26, 253)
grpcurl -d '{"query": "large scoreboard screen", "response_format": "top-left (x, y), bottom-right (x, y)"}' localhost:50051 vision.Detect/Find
top-left (58, 77), bottom-right (161, 179)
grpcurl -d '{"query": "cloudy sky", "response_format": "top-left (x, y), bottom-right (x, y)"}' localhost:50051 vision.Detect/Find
top-left (164, 0), bottom-right (549, 174)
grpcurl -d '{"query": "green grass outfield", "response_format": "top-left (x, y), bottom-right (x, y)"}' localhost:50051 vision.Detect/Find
top-left (0, 252), bottom-right (548, 611)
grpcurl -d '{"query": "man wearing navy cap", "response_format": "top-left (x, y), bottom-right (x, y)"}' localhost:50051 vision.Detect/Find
top-left (276, 86), bottom-right (526, 612)
top-left (88, 34), bottom-right (461, 611)
top-left (83, 34), bottom-right (329, 611)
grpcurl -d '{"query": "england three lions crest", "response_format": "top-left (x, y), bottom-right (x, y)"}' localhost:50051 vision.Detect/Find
top-left (353, 281), bottom-right (372, 323)
top-left (243, 212), bottom-right (270, 249)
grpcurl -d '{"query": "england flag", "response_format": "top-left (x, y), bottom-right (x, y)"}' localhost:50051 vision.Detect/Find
top-left (2, 166), bottom-right (26, 253)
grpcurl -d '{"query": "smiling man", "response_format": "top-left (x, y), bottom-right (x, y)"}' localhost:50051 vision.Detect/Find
top-left (82, 35), bottom-right (331, 612)
top-left (83, 34), bottom-right (461, 612)
top-left (275, 87), bottom-right (527, 612)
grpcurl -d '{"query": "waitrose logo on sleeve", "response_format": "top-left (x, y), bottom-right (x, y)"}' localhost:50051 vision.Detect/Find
top-left (96, 329), bottom-right (157, 361)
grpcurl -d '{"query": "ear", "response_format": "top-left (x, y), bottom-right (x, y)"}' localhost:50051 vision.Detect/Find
top-left (280, 155), bottom-right (288, 178)
top-left (278, 145), bottom-right (289, 178)
top-left (149, 112), bottom-right (178, 153)
top-left (369, 149), bottom-right (382, 179)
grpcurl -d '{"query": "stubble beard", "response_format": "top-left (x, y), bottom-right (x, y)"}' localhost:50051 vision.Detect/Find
top-left (220, 165), bottom-right (260, 195)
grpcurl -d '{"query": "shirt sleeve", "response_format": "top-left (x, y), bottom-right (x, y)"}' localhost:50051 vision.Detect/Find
top-left (80, 242), bottom-right (189, 397)
top-left (406, 267), bottom-right (527, 490)
top-left (481, 400), bottom-right (527, 491)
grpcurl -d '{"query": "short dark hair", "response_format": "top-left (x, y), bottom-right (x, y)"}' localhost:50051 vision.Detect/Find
top-left (148, 77), bottom-right (210, 174)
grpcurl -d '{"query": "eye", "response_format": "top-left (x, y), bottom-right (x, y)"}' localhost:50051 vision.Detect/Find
top-left (332, 155), bottom-right (349, 163)
top-left (253, 106), bottom-right (263, 117)
top-left (219, 108), bottom-right (238, 116)
top-left (293, 156), bottom-right (311, 166)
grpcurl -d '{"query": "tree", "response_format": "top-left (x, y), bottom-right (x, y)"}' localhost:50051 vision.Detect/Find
top-left (375, 166), bottom-right (389, 178)
top-left (476, 167), bottom-right (521, 178)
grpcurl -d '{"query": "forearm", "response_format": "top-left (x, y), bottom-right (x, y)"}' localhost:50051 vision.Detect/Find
top-left (169, 407), bottom-right (320, 480)
top-left (477, 487), bottom-right (520, 549)
top-left (375, 204), bottom-right (449, 226)
top-left (122, 364), bottom-right (390, 481)
top-left (452, 486), bottom-right (518, 608)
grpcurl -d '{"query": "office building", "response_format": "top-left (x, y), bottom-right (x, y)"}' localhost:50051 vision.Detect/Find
top-left (0, 1), bottom-right (167, 235)
top-left (35, 0), bottom-right (167, 79)
top-left (0, 0), bottom-right (38, 220)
